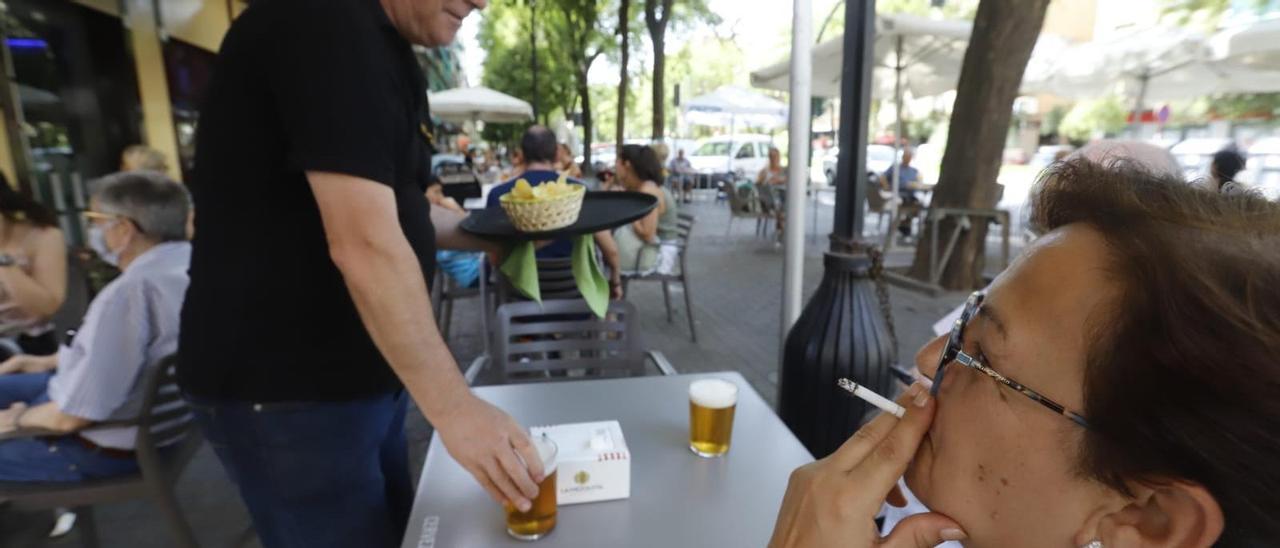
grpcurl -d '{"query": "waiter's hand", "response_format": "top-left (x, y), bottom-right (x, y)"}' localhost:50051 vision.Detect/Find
top-left (767, 383), bottom-right (966, 548)
top-left (436, 394), bottom-right (544, 512)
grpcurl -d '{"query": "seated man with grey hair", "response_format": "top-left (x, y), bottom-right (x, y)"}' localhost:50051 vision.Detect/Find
top-left (0, 170), bottom-right (190, 481)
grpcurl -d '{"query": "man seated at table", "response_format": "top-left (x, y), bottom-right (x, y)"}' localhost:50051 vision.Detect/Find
top-left (0, 171), bottom-right (191, 481)
top-left (882, 147), bottom-right (924, 239)
top-left (487, 125), bottom-right (622, 297)
top-left (669, 148), bottom-right (695, 204)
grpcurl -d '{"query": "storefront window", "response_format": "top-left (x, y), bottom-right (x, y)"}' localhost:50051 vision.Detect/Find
top-left (3, 0), bottom-right (143, 244)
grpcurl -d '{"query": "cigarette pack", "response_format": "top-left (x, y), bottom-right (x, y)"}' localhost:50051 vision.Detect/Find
top-left (531, 421), bottom-right (631, 505)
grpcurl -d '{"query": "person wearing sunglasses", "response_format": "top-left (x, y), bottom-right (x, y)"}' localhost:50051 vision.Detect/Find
top-left (769, 157), bottom-right (1280, 547)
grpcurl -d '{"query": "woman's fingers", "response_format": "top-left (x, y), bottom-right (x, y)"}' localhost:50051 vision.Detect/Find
top-left (880, 513), bottom-right (967, 548)
top-left (850, 383), bottom-right (936, 499)
top-left (829, 383), bottom-right (926, 471)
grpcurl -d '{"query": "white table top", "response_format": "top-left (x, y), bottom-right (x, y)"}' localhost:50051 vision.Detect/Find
top-left (401, 371), bottom-right (814, 548)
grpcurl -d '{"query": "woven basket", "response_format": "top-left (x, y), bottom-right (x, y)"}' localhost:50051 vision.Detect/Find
top-left (500, 186), bottom-right (586, 232)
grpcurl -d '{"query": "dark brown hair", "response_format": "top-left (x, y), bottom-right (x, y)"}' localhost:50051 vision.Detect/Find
top-left (618, 144), bottom-right (663, 185)
top-left (1031, 158), bottom-right (1280, 547)
top-left (0, 172), bottom-right (57, 228)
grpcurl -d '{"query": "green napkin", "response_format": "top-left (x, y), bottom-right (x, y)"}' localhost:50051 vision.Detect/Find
top-left (499, 235), bottom-right (609, 318)
top-left (571, 234), bottom-right (609, 318)
top-left (500, 240), bottom-right (540, 303)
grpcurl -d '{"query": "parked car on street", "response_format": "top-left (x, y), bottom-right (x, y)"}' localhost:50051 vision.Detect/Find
top-left (688, 134), bottom-right (774, 183)
top-left (820, 144), bottom-right (898, 186)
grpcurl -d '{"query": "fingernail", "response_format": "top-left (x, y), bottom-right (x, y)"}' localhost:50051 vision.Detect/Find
top-left (906, 382), bottom-right (923, 399)
top-left (913, 388), bottom-right (930, 408)
top-left (519, 500), bottom-right (531, 512)
top-left (940, 528), bottom-right (967, 541)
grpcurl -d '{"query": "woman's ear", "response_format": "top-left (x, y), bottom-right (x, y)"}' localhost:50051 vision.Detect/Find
top-left (1089, 481), bottom-right (1223, 548)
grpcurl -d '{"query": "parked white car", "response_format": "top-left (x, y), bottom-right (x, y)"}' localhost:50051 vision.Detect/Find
top-left (688, 135), bottom-right (774, 182)
top-left (820, 144), bottom-right (899, 185)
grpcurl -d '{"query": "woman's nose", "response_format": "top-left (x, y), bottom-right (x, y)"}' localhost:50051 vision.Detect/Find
top-left (915, 334), bottom-right (947, 381)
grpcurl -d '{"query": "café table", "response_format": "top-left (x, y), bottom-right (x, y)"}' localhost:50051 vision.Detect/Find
top-left (400, 371), bottom-right (814, 548)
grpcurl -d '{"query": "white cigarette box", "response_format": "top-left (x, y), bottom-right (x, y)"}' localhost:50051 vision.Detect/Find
top-left (531, 421), bottom-right (631, 505)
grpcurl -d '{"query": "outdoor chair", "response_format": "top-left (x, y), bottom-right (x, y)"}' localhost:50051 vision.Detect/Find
top-left (864, 178), bottom-right (900, 237)
top-left (724, 183), bottom-right (770, 237)
top-left (464, 300), bottom-right (676, 386)
top-left (0, 354), bottom-right (203, 548)
top-left (432, 258), bottom-right (491, 353)
top-left (620, 212), bottom-right (697, 342)
top-left (496, 257), bottom-right (584, 304)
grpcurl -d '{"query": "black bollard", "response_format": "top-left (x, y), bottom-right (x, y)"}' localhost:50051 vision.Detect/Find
top-left (779, 249), bottom-right (897, 458)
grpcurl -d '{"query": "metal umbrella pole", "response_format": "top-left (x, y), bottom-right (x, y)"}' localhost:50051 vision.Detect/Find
top-left (779, 0), bottom-right (898, 460)
top-left (888, 35), bottom-right (905, 248)
top-left (781, 0), bottom-right (813, 335)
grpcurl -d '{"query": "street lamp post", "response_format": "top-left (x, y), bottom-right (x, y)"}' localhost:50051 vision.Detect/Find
top-left (778, 0), bottom-right (899, 459)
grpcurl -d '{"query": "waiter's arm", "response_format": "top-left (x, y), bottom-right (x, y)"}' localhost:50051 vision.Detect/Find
top-left (307, 171), bottom-right (543, 512)
top-left (431, 205), bottom-right (502, 254)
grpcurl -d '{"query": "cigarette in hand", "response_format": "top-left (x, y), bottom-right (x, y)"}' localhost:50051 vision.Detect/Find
top-left (837, 378), bottom-right (905, 419)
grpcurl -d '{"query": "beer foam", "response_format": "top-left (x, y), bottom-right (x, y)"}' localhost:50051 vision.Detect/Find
top-left (689, 379), bottom-right (738, 409)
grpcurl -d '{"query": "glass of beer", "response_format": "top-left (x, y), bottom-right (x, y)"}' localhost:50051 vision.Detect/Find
top-left (688, 378), bottom-right (738, 458)
top-left (505, 434), bottom-right (558, 541)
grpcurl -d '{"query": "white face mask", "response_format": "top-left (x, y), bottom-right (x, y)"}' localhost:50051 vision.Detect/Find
top-left (88, 221), bottom-right (121, 266)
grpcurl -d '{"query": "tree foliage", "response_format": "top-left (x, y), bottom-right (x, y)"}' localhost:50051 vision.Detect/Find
top-left (477, 0), bottom-right (577, 126)
top-left (1059, 97), bottom-right (1127, 142)
top-left (907, 0), bottom-right (1051, 289)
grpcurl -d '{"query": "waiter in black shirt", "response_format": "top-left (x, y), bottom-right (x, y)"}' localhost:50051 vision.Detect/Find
top-left (177, 1), bottom-right (538, 546)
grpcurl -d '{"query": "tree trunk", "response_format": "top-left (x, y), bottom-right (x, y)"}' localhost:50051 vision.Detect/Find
top-left (906, 0), bottom-right (1050, 289)
top-left (651, 30), bottom-right (665, 139)
top-left (580, 71), bottom-right (594, 176)
top-left (646, 0), bottom-right (672, 140)
top-left (616, 0), bottom-right (630, 149)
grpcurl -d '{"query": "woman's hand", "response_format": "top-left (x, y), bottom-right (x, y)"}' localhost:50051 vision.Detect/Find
top-left (768, 382), bottom-right (967, 548)
top-left (0, 354), bottom-right (55, 375)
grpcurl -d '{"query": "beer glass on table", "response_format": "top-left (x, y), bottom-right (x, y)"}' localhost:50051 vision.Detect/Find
top-left (505, 434), bottom-right (558, 541)
top-left (688, 379), bottom-right (738, 458)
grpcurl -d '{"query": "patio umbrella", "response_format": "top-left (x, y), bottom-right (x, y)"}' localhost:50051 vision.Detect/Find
top-left (427, 86), bottom-right (534, 124)
top-left (681, 85), bottom-right (789, 172)
top-left (750, 14), bottom-right (973, 240)
top-left (682, 85), bottom-right (789, 129)
top-left (1021, 25), bottom-right (1280, 121)
top-left (1211, 14), bottom-right (1280, 71)
top-left (748, 14), bottom-right (972, 99)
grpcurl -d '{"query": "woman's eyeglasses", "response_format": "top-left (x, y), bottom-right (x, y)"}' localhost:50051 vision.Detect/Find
top-left (930, 291), bottom-right (1090, 429)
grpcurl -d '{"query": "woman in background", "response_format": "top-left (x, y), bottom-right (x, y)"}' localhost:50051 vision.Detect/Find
top-left (613, 145), bottom-right (678, 273)
top-left (557, 143), bottom-right (582, 179)
top-left (1210, 146), bottom-right (1247, 195)
top-left (0, 174), bottom-right (66, 360)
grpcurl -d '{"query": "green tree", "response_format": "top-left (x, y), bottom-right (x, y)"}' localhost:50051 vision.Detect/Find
top-left (547, 0), bottom-right (614, 174)
top-left (1058, 97), bottom-right (1127, 142)
top-left (477, 0), bottom-right (576, 126)
top-left (643, 0), bottom-right (717, 139)
top-left (907, 0), bottom-right (1051, 290)
top-left (617, 0), bottom-right (632, 148)
top-left (1160, 0), bottom-right (1273, 27)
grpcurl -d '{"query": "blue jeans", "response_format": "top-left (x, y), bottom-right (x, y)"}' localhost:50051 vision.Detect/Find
top-left (0, 371), bottom-right (140, 481)
top-left (189, 391), bottom-right (412, 548)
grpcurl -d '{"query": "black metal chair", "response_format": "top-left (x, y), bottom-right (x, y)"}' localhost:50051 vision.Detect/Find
top-left (724, 182), bottom-right (770, 238)
top-left (495, 257), bottom-right (583, 304)
top-left (620, 212), bottom-right (697, 342)
top-left (432, 257), bottom-right (491, 353)
top-left (464, 300), bottom-right (676, 386)
top-left (0, 354), bottom-right (202, 548)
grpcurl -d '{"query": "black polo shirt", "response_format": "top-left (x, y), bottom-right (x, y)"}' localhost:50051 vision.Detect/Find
top-left (178, 0), bottom-right (437, 402)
